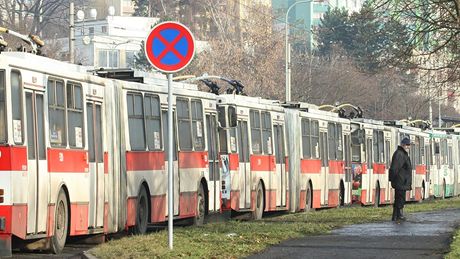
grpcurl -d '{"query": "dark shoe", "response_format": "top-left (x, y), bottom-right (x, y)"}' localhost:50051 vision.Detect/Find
top-left (397, 216), bottom-right (406, 221)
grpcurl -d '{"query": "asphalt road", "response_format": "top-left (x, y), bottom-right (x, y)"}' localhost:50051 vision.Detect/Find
top-left (248, 208), bottom-right (460, 259)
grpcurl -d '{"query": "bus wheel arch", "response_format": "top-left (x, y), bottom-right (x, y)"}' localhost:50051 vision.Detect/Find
top-left (374, 181), bottom-right (380, 207)
top-left (305, 180), bottom-right (313, 212)
top-left (339, 180), bottom-right (345, 207)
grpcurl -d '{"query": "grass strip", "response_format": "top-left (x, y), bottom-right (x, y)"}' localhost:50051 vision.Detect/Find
top-left (90, 197), bottom-right (460, 259)
top-left (446, 228), bottom-right (460, 259)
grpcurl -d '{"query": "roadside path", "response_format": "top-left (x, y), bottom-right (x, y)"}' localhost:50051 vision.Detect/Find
top-left (249, 208), bottom-right (460, 259)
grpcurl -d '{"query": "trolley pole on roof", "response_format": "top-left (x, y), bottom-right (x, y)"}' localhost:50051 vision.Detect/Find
top-left (144, 22), bottom-right (196, 250)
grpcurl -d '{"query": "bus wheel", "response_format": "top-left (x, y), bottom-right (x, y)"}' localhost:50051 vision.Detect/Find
top-left (305, 183), bottom-right (313, 212)
top-left (253, 183), bottom-right (264, 220)
top-left (374, 184), bottom-right (380, 208)
top-left (50, 189), bottom-right (69, 254)
top-left (193, 184), bottom-right (205, 226)
top-left (442, 180), bottom-right (446, 199)
top-left (133, 186), bottom-right (149, 235)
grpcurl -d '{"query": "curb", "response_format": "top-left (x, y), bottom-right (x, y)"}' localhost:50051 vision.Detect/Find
top-left (82, 250), bottom-right (98, 259)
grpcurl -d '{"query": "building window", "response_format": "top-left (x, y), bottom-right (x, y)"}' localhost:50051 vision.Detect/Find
top-left (89, 27), bottom-right (94, 35)
top-left (97, 49), bottom-right (119, 68)
top-left (101, 26), bottom-right (107, 33)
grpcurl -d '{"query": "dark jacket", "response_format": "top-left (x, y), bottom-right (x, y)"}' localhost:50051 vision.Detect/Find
top-left (389, 146), bottom-right (412, 190)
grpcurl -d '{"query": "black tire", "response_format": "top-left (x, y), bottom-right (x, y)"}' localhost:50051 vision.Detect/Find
top-left (442, 180), bottom-right (446, 199)
top-left (193, 184), bottom-right (205, 226)
top-left (253, 183), bottom-right (264, 220)
top-left (374, 184), bottom-right (380, 208)
top-left (339, 183), bottom-right (345, 208)
top-left (132, 186), bottom-right (149, 235)
top-left (305, 183), bottom-right (313, 212)
top-left (50, 189), bottom-right (69, 254)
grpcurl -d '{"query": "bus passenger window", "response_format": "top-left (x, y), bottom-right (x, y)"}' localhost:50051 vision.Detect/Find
top-left (127, 92), bottom-right (146, 150)
top-left (191, 100), bottom-right (204, 151)
top-left (145, 95), bottom-right (162, 151)
top-left (250, 110), bottom-right (261, 154)
top-left (48, 78), bottom-right (66, 147)
top-left (67, 82), bottom-right (84, 148)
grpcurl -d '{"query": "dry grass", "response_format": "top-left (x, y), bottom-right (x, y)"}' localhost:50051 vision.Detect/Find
top-left (90, 197), bottom-right (460, 259)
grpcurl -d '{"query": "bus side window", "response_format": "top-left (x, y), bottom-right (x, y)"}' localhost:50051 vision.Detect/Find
top-left (145, 94), bottom-right (162, 151)
top-left (48, 78), bottom-right (66, 147)
top-left (127, 92), bottom-right (146, 150)
top-left (250, 110), bottom-right (261, 154)
top-left (191, 99), bottom-right (204, 151)
top-left (67, 82), bottom-right (84, 148)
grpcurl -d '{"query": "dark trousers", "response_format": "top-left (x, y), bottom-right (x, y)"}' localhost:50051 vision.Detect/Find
top-left (392, 189), bottom-right (406, 220)
top-left (394, 189), bottom-right (406, 209)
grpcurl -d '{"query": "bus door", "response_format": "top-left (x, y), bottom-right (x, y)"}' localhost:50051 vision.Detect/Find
top-left (273, 124), bottom-right (286, 207)
top-left (237, 120), bottom-right (250, 209)
top-left (344, 134), bottom-right (352, 203)
top-left (162, 111), bottom-right (179, 215)
top-left (87, 101), bottom-right (105, 228)
top-left (25, 90), bottom-right (47, 234)
top-left (206, 114), bottom-right (220, 211)
top-left (366, 137), bottom-right (373, 203)
top-left (320, 131), bottom-right (328, 205)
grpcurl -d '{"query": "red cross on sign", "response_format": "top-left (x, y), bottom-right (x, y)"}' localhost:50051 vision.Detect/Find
top-left (144, 22), bottom-right (195, 73)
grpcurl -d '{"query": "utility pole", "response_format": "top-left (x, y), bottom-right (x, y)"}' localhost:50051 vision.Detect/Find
top-left (69, 2), bottom-right (75, 63)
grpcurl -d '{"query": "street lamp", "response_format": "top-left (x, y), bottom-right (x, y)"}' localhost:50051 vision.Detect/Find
top-left (285, 0), bottom-right (318, 102)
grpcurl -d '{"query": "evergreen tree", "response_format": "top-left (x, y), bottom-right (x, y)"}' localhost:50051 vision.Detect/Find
top-left (316, 4), bottom-right (413, 72)
top-left (132, 0), bottom-right (149, 17)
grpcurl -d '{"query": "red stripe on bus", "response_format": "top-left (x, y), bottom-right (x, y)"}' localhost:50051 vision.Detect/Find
top-left (178, 151), bottom-right (208, 169)
top-left (285, 157), bottom-right (289, 173)
top-left (301, 159), bottom-right (321, 174)
top-left (228, 153), bottom-right (239, 171)
top-left (0, 146), bottom-right (27, 171)
top-left (47, 204), bottom-right (55, 237)
top-left (104, 202), bottom-right (109, 234)
top-left (373, 163), bottom-right (386, 174)
top-left (179, 192), bottom-right (197, 218)
top-left (313, 190), bottom-right (321, 208)
top-left (415, 187), bottom-right (422, 201)
top-left (416, 165), bottom-right (426, 175)
top-left (48, 149), bottom-right (88, 173)
top-left (151, 195), bottom-right (166, 223)
top-left (104, 152), bottom-right (108, 174)
top-left (250, 155), bottom-right (275, 172)
top-left (70, 203), bottom-right (89, 236)
top-left (126, 197), bottom-right (136, 228)
top-left (361, 189), bottom-right (367, 204)
top-left (361, 163), bottom-right (368, 174)
top-left (0, 205), bottom-right (27, 238)
top-left (265, 190), bottom-right (277, 211)
top-left (329, 160), bottom-right (344, 174)
top-left (126, 151), bottom-right (164, 171)
top-left (231, 190), bottom-right (240, 210)
top-left (328, 189), bottom-right (339, 207)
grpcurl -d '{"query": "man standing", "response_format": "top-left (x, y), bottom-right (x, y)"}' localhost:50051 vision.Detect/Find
top-left (389, 137), bottom-right (412, 221)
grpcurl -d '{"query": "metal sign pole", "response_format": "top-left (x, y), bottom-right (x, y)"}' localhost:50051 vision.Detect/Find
top-left (167, 73), bottom-right (174, 249)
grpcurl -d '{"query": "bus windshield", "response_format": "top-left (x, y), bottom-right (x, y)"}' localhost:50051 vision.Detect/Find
top-left (0, 70), bottom-right (5, 143)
